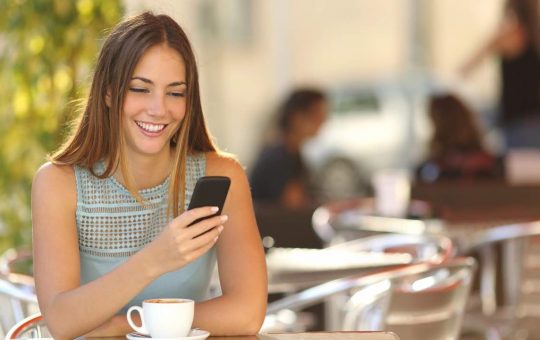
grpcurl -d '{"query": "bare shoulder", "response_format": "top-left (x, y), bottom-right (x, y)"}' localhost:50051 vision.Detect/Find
top-left (34, 162), bottom-right (75, 186)
top-left (33, 162), bottom-right (76, 205)
top-left (204, 151), bottom-right (246, 181)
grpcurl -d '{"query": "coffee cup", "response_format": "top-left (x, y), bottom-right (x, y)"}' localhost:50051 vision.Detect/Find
top-left (127, 298), bottom-right (194, 337)
top-left (372, 168), bottom-right (411, 217)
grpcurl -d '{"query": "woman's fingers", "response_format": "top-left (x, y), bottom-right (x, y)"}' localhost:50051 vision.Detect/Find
top-left (150, 207), bottom-right (227, 270)
top-left (167, 223), bottom-right (223, 266)
top-left (186, 214), bottom-right (227, 237)
top-left (174, 206), bottom-right (219, 227)
top-left (183, 234), bottom-right (222, 265)
top-left (186, 224), bottom-right (224, 251)
top-left (172, 207), bottom-right (227, 238)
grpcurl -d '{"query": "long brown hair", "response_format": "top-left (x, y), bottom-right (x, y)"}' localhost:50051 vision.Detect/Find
top-left (428, 93), bottom-right (485, 159)
top-left (51, 12), bottom-right (217, 217)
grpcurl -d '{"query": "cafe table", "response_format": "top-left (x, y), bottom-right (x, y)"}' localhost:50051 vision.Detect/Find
top-left (84, 331), bottom-right (400, 339)
top-left (264, 246), bottom-right (414, 294)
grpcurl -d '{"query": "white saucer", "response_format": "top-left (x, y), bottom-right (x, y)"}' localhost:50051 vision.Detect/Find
top-left (126, 329), bottom-right (210, 340)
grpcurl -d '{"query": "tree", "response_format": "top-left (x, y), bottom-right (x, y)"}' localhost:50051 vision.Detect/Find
top-left (0, 0), bottom-right (122, 253)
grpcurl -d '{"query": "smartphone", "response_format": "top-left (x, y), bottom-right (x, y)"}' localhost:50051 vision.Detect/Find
top-left (187, 176), bottom-right (231, 226)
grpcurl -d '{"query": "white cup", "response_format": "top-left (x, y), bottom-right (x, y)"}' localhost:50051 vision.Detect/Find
top-left (372, 169), bottom-right (411, 217)
top-left (127, 298), bottom-right (194, 338)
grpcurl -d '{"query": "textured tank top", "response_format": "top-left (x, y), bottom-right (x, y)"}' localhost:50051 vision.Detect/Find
top-left (74, 154), bottom-right (215, 313)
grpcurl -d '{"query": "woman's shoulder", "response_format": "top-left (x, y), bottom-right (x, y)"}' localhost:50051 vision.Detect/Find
top-left (33, 162), bottom-right (76, 197)
top-left (35, 161), bottom-right (75, 181)
top-left (203, 151), bottom-right (246, 180)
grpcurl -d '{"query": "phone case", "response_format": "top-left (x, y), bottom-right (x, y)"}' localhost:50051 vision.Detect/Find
top-left (187, 176), bottom-right (231, 226)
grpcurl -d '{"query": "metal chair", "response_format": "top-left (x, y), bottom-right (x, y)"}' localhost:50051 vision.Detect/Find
top-left (0, 248), bottom-right (34, 288)
top-left (263, 257), bottom-right (476, 340)
top-left (5, 313), bottom-right (50, 339)
top-left (312, 198), bottom-right (442, 246)
top-left (457, 221), bottom-right (540, 339)
top-left (0, 277), bottom-right (39, 338)
top-left (266, 233), bottom-right (455, 294)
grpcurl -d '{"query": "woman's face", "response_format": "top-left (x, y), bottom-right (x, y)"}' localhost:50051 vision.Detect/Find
top-left (121, 44), bottom-right (187, 160)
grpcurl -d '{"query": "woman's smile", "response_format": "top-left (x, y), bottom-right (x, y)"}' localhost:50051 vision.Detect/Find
top-left (135, 120), bottom-right (168, 135)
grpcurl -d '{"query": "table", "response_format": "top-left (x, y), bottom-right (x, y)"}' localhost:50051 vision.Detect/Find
top-left (86, 331), bottom-right (399, 340)
top-left (411, 181), bottom-right (540, 223)
top-left (265, 247), bottom-right (413, 293)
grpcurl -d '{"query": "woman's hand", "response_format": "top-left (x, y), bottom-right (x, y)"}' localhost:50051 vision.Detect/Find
top-left (143, 206), bottom-right (227, 276)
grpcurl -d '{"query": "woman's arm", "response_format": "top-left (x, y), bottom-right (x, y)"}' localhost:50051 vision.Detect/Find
top-left (460, 10), bottom-right (526, 77)
top-left (32, 163), bottom-right (224, 339)
top-left (192, 153), bottom-right (268, 335)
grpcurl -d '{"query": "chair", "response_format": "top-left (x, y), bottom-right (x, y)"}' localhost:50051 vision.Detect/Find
top-left (0, 248), bottom-right (34, 287)
top-left (457, 221), bottom-right (540, 339)
top-left (263, 257), bottom-right (476, 340)
top-left (312, 198), bottom-right (442, 246)
top-left (0, 276), bottom-right (39, 338)
top-left (5, 313), bottom-right (50, 339)
top-left (266, 233), bottom-right (455, 293)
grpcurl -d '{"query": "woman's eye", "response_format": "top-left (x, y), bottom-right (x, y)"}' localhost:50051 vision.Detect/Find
top-left (169, 92), bottom-right (185, 98)
top-left (129, 87), bottom-right (149, 93)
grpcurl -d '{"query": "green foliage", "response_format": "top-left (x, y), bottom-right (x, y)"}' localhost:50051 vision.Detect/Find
top-left (0, 0), bottom-right (123, 253)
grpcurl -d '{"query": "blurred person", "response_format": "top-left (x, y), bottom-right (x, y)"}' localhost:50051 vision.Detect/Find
top-left (417, 93), bottom-right (504, 182)
top-left (249, 88), bottom-right (328, 209)
top-left (31, 12), bottom-right (267, 339)
top-left (460, 0), bottom-right (540, 149)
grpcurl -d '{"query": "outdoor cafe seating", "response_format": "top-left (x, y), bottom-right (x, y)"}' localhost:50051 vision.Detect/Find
top-left (263, 257), bottom-right (476, 340)
top-left (6, 181), bottom-right (540, 338)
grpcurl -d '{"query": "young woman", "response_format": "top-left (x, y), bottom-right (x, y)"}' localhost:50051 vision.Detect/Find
top-left (417, 93), bottom-right (503, 182)
top-left (31, 12), bottom-right (267, 339)
top-left (249, 89), bottom-right (327, 209)
top-left (460, 0), bottom-right (540, 149)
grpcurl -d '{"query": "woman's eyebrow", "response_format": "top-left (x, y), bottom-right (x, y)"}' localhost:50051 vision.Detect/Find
top-left (131, 76), bottom-right (186, 87)
top-left (168, 81), bottom-right (187, 87)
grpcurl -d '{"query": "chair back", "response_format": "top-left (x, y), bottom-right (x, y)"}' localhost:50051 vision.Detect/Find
top-left (328, 233), bottom-right (454, 264)
top-left (5, 313), bottom-right (50, 339)
top-left (264, 257), bottom-right (475, 339)
top-left (312, 198), bottom-right (439, 245)
top-left (0, 277), bottom-right (39, 338)
top-left (382, 258), bottom-right (474, 340)
top-left (458, 221), bottom-right (540, 316)
top-left (266, 233), bottom-right (454, 294)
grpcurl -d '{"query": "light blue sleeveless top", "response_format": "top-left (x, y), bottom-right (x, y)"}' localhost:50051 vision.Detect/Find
top-left (74, 154), bottom-right (216, 313)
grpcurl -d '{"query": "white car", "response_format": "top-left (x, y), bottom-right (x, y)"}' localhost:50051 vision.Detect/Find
top-left (302, 81), bottom-right (432, 200)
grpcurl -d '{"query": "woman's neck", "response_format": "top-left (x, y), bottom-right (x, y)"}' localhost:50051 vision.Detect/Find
top-left (283, 131), bottom-right (305, 153)
top-left (114, 150), bottom-right (174, 190)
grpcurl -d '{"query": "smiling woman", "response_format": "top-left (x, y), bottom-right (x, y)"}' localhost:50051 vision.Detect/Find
top-left (30, 12), bottom-right (267, 339)
top-left (121, 45), bottom-right (187, 163)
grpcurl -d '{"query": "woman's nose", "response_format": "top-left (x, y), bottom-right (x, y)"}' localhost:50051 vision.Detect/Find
top-left (148, 93), bottom-right (166, 117)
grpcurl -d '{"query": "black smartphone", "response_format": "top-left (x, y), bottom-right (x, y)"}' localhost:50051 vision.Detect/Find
top-left (187, 176), bottom-right (231, 226)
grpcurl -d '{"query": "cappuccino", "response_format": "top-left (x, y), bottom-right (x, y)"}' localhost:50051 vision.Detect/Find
top-left (127, 298), bottom-right (194, 337)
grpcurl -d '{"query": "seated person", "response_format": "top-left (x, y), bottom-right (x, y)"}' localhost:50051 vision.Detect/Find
top-left (249, 88), bottom-right (327, 209)
top-left (417, 93), bottom-right (504, 182)
top-left (31, 12), bottom-right (267, 339)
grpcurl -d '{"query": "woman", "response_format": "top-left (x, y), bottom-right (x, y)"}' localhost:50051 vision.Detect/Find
top-left (249, 88), bottom-right (327, 209)
top-left (32, 12), bottom-right (267, 339)
top-left (417, 93), bottom-right (503, 182)
top-left (460, 0), bottom-right (540, 149)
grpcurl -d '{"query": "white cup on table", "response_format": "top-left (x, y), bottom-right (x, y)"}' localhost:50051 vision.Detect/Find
top-left (126, 298), bottom-right (194, 338)
top-left (372, 168), bottom-right (411, 218)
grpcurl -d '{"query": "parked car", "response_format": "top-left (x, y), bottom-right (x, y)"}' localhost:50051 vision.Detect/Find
top-left (302, 80), bottom-right (432, 200)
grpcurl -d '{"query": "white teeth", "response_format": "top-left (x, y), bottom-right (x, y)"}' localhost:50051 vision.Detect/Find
top-left (136, 121), bottom-right (165, 133)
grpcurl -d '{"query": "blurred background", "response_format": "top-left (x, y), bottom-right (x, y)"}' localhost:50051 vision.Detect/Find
top-left (0, 0), bottom-right (511, 253)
